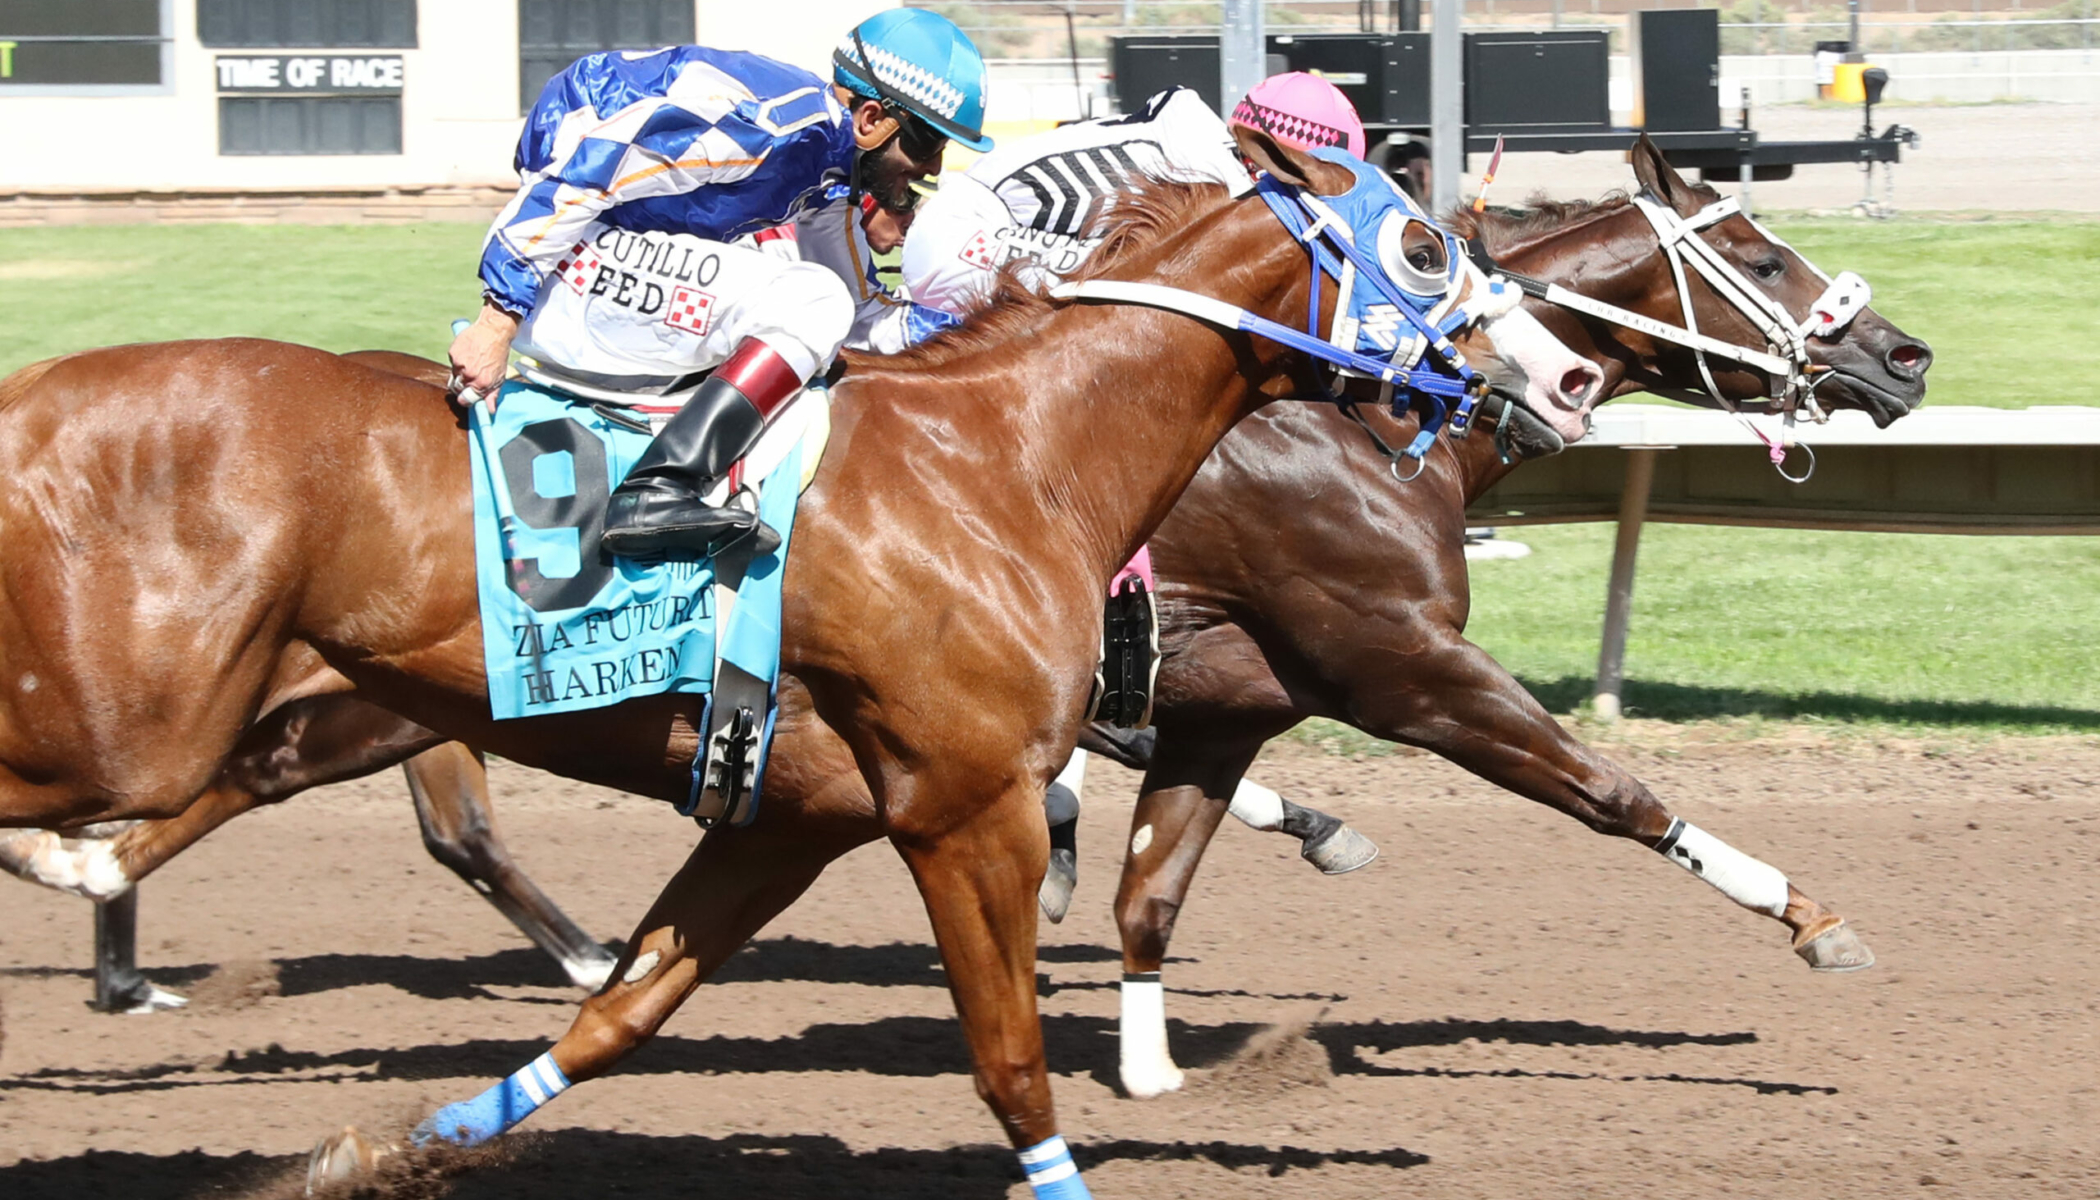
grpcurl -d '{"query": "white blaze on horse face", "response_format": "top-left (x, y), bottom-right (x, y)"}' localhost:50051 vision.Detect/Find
top-left (1119, 974), bottom-right (1185, 1098)
top-left (1480, 306), bottom-right (1605, 442)
top-left (0, 829), bottom-right (133, 900)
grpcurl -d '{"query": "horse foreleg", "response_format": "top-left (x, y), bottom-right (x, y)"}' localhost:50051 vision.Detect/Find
top-left (894, 787), bottom-right (1091, 1199)
top-left (1343, 626), bottom-right (1871, 971)
top-left (401, 744), bottom-right (617, 990)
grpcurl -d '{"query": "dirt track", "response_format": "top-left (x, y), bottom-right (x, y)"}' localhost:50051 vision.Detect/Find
top-left (2, 736), bottom-right (2097, 1199)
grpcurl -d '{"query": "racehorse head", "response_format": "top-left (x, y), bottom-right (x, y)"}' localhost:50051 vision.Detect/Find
top-left (1232, 126), bottom-right (1605, 447)
top-left (1622, 136), bottom-right (1930, 427)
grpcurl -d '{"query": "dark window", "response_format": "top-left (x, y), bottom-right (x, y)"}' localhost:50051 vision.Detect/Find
top-left (0, 0), bottom-right (167, 87)
top-left (198, 0), bottom-right (417, 48)
top-left (518, 0), bottom-right (691, 114)
top-left (220, 95), bottom-right (402, 154)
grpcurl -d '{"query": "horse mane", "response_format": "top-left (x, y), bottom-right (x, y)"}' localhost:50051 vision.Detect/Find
top-left (1443, 179), bottom-right (1720, 258)
top-left (846, 176), bottom-right (1231, 372)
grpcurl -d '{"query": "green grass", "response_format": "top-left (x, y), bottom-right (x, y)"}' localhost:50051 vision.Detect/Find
top-left (0, 223), bottom-right (486, 373)
top-left (1745, 217), bottom-right (2100, 409)
top-left (2, 219), bottom-right (2095, 737)
top-left (1462, 523), bottom-right (2100, 736)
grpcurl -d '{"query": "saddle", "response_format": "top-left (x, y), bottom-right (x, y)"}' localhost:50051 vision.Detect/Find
top-left (468, 375), bottom-right (829, 829)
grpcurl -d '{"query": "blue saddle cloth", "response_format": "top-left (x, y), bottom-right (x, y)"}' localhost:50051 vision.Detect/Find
top-left (468, 379), bottom-right (803, 721)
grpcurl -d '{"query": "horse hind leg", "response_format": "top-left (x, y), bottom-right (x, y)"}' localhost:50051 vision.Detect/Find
top-left (402, 743), bottom-right (617, 990)
top-left (1227, 780), bottom-right (1380, 875)
top-left (313, 805), bottom-right (872, 1187)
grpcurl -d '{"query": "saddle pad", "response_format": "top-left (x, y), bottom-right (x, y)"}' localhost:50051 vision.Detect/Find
top-left (468, 379), bottom-right (813, 721)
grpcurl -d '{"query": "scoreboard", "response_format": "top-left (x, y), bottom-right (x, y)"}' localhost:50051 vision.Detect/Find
top-left (0, 0), bottom-right (166, 87)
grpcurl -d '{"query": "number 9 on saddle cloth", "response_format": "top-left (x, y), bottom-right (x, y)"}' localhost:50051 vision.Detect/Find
top-left (466, 375), bottom-right (830, 827)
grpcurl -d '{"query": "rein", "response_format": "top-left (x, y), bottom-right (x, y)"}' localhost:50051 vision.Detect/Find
top-left (1469, 193), bottom-right (1872, 483)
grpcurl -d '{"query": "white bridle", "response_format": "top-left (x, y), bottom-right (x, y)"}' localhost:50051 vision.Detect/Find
top-left (1489, 193), bottom-right (1874, 480)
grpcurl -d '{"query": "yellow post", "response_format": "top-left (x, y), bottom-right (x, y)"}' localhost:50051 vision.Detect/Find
top-left (1830, 61), bottom-right (1872, 103)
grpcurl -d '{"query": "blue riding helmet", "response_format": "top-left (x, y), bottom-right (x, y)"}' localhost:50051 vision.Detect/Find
top-left (833, 9), bottom-right (994, 152)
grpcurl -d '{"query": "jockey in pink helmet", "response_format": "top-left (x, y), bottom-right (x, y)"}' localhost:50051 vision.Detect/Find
top-left (1228, 71), bottom-right (1368, 160)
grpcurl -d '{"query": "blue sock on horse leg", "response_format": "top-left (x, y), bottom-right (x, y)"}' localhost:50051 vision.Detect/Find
top-left (412, 1051), bottom-right (570, 1148)
top-left (1018, 1136), bottom-right (1093, 1199)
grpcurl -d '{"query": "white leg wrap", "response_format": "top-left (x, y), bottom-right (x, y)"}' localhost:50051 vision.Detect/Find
top-left (1044, 752), bottom-right (1087, 825)
top-left (1117, 974), bottom-right (1184, 1098)
top-left (1225, 779), bottom-right (1285, 832)
top-left (1656, 819), bottom-right (1790, 918)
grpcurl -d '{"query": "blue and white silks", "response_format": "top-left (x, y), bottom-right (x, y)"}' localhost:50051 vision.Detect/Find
top-left (415, 1052), bottom-right (570, 1148)
top-left (469, 379), bottom-right (803, 720)
top-left (483, 47), bottom-right (856, 316)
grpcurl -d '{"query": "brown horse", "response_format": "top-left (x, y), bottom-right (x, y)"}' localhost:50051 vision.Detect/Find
top-left (0, 132), bottom-right (1590, 1189)
top-left (1096, 140), bottom-right (1932, 1096)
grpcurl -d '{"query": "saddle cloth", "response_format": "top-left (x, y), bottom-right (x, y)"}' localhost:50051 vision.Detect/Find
top-left (469, 378), bottom-right (827, 723)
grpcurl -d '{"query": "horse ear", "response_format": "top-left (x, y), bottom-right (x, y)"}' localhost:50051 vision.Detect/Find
top-left (1233, 122), bottom-right (1318, 189)
top-left (1629, 134), bottom-right (1702, 218)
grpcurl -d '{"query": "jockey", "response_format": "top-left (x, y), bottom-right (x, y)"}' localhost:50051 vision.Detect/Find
top-left (448, 10), bottom-right (992, 557)
top-left (900, 72), bottom-right (1365, 323)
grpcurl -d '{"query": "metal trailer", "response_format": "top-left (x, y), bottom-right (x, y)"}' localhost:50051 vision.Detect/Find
top-left (1107, 15), bottom-right (1916, 207)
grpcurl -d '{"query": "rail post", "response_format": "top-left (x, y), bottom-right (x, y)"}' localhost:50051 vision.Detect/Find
top-left (1593, 448), bottom-right (1660, 720)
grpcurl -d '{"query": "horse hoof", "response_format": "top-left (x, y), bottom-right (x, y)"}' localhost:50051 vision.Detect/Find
top-left (1795, 920), bottom-right (1875, 972)
top-left (307, 1125), bottom-right (392, 1194)
top-left (1301, 824), bottom-right (1380, 875)
top-left (1038, 849), bottom-right (1077, 925)
top-left (1120, 1060), bottom-right (1186, 1100)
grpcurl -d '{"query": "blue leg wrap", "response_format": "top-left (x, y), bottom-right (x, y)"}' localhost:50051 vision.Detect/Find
top-left (1018, 1136), bottom-right (1093, 1200)
top-left (411, 1051), bottom-right (570, 1148)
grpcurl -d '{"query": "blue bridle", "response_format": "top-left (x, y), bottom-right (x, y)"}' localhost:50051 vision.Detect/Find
top-left (1253, 151), bottom-right (1510, 462)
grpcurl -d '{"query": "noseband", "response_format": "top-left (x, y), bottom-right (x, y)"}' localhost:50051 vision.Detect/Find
top-left (1470, 192), bottom-right (1872, 482)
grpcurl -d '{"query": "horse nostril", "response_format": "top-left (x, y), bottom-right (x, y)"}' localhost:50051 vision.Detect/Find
top-left (1559, 365), bottom-right (1599, 405)
top-left (1887, 342), bottom-right (1931, 376)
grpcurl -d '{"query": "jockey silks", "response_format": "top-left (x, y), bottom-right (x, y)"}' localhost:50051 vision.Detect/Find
top-left (902, 87), bottom-right (1252, 316)
top-left (481, 46), bottom-right (857, 320)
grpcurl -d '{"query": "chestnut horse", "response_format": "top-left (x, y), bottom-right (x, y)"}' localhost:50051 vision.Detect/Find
top-left (7, 144), bottom-right (1921, 1078)
top-left (0, 134), bottom-right (1591, 1190)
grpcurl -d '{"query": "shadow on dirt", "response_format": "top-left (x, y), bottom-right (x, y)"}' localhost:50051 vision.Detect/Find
top-left (1, 1012), bottom-right (1802, 1099)
top-left (1516, 674), bottom-right (2100, 730)
top-left (0, 1130), bottom-right (1432, 1200)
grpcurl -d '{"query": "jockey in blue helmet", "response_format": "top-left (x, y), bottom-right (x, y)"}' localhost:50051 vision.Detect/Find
top-left (449, 10), bottom-right (992, 557)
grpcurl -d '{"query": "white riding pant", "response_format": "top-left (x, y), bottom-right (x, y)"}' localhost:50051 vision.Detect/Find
top-left (515, 222), bottom-right (853, 392)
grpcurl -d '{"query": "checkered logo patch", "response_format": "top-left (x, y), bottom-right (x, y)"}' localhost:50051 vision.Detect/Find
top-left (664, 286), bottom-right (716, 336)
top-left (555, 242), bottom-right (603, 294)
top-left (958, 230), bottom-right (997, 271)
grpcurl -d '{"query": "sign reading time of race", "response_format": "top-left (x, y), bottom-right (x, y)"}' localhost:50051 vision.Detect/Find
top-left (215, 54), bottom-right (403, 94)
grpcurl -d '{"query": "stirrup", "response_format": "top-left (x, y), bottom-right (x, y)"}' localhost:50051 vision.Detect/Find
top-left (1093, 579), bottom-right (1159, 729)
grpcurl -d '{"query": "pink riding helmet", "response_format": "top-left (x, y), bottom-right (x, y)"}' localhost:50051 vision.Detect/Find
top-left (1229, 71), bottom-right (1368, 160)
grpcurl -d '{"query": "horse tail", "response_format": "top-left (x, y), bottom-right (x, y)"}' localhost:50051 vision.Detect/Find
top-left (0, 354), bottom-right (74, 416)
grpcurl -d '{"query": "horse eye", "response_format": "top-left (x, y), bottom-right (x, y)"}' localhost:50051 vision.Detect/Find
top-left (1752, 257), bottom-right (1785, 280)
top-left (1408, 248), bottom-right (1435, 270)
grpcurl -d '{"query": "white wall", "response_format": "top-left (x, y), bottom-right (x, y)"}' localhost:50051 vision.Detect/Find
top-left (0, 0), bottom-right (902, 193)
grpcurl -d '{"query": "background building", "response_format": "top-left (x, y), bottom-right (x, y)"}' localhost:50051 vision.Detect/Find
top-left (0, 0), bottom-right (893, 200)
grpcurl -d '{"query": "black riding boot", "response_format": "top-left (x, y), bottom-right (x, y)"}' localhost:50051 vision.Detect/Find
top-left (601, 373), bottom-right (779, 558)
